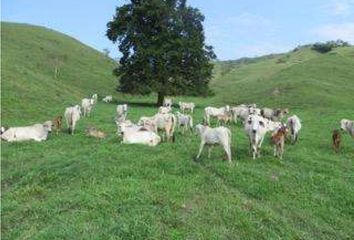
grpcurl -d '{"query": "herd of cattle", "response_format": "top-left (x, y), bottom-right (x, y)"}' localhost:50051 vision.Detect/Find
top-left (1, 94), bottom-right (353, 162)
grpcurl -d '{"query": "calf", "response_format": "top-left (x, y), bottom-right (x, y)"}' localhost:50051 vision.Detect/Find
top-left (176, 111), bottom-right (193, 134)
top-left (86, 126), bottom-right (106, 139)
top-left (271, 126), bottom-right (288, 160)
top-left (332, 129), bottom-right (341, 153)
top-left (52, 116), bottom-right (62, 135)
top-left (195, 124), bottom-right (232, 163)
top-left (216, 113), bottom-right (233, 125)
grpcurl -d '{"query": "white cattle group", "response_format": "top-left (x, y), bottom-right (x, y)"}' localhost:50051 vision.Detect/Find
top-left (1, 93), bottom-right (352, 165)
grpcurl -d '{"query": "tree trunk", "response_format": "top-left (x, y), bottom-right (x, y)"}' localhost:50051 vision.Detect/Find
top-left (157, 92), bottom-right (164, 107)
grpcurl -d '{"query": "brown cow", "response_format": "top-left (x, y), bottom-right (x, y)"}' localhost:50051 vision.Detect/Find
top-left (53, 116), bottom-right (62, 135)
top-left (332, 129), bottom-right (341, 153)
top-left (271, 126), bottom-right (288, 160)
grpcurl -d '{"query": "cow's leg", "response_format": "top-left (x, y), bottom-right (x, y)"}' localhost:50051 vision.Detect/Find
top-left (273, 145), bottom-right (277, 157)
top-left (196, 141), bottom-right (205, 160)
top-left (223, 144), bottom-right (232, 162)
top-left (208, 145), bottom-right (213, 158)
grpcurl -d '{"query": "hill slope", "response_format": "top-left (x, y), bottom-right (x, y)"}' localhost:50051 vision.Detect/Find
top-left (212, 47), bottom-right (354, 110)
top-left (1, 22), bottom-right (117, 124)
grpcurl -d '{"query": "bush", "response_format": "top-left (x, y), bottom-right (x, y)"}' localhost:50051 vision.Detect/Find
top-left (311, 40), bottom-right (350, 54)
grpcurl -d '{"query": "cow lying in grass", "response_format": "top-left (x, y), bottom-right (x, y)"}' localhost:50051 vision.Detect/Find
top-left (118, 121), bottom-right (161, 146)
top-left (1, 121), bottom-right (53, 142)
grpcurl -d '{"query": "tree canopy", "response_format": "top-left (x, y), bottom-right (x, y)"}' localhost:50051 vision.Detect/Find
top-left (107, 0), bottom-right (216, 105)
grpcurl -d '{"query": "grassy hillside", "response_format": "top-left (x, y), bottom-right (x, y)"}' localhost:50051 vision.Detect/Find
top-left (1, 22), bottom-right (117, 125)
top-left (1, 23), bottom-right (354, 239)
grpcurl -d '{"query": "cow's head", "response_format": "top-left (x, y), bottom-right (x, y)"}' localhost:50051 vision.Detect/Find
top-left (43, 121), bottom-right (53, 133)
top-left (247, 115), bottom-right (266, 134)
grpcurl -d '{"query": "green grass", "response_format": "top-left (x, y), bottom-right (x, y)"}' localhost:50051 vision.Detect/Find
top-left (1, 22), bottom-right (354, 239)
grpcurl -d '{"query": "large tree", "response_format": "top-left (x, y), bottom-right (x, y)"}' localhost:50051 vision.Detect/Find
top-left (106, 0), bottom-right (216, 106)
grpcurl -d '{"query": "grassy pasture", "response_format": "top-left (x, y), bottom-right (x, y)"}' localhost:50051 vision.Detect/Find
top-left (1, 22), bottom-right (354, 239)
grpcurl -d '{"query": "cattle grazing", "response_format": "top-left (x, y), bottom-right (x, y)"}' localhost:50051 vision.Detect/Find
top-left (286, 115), bottom-right (302, 144)
top-left (176, 111), bottom-right (193, 134)
top-left (52, 116), bottom-right (62, 135)
top-left (204, 105), bottom-right (230, 125)
top-left (102, 95), bottom-right (113, 103)
top-left (1, 121), bottom-right (53, 142)
top-left (271, 126), bottom-right (288, 160)
top-left (244, 114), bottom-right (268, 159)
top-left (340, 119), bottom-right (354, 138)
top-left (86, 126), bottom-right (106, 139)
top-left (261, 108), bottom-right (289, 121)
top-left (81, 98), bottom-right (95, 117)
top-left (64, 105), bottom-right (81, 135)
top-left (163, 98), bottom-right (172, 107)
top-left (195, 124), bottom-right (232, 163)
top-left (332, 129), bottom-right (341, 153)
top-left (179, 102), bottom-right (195, 113)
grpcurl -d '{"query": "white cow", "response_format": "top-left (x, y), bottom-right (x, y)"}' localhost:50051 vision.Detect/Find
top-left (163, 98), bottom-right (172, 107)
top-left (81, 98), bottom-right (95, 117)
top-left (138, 113), bottom-right (176, 142)
top-left (119, 122), bottom-right (161, 147)
top-left (261, 108), bottom-right (289, 121)
top-left (64, 105), bottom-right (81, 135)
top-left (179, 102), bottom-right (195, 113)
top-left (1, 121), bottom-right (53, 142)
top-left (204, 105), bottom-right (230, 125)
top-left (102, 95), bottom-right (112, 103)
top-left (176, 112), bottom-right (193, 134)
top-left (195, 124), bottom-right (232, 162)
top-left (287, 115), bottom-right (302, 144)
top-left (116, 104), bottom-right (128, 123)
top-left (340, 119), bottom-right (354, 138)
top-left (245, 114), bottom-right (268, 159)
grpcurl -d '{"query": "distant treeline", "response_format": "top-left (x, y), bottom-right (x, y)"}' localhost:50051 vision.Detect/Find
top-left (294, 39), bottom-right (351, 53)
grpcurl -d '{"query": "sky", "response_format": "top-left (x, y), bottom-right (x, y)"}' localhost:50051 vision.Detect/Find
top-left (2, 0), bottom-right (354, 60)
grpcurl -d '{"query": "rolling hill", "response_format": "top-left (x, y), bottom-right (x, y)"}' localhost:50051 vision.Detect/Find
top-left (1, 22), bottom-right (117, 125)
top-left (1, 22), bottom-right (354, 239)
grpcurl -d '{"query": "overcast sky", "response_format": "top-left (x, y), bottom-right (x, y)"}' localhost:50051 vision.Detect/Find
top-left (2, 0), bottom-right (354, 60)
